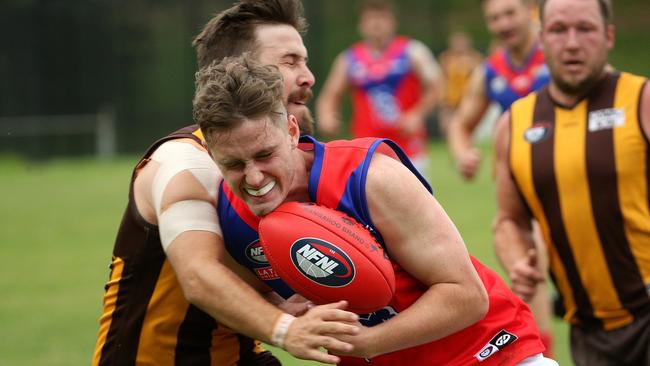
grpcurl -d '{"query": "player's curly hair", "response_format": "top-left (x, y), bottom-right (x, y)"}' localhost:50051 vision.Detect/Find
top-left (193, 54), bottom-right (285, 146)
top-left (193, 0), bottom-right (308, 70)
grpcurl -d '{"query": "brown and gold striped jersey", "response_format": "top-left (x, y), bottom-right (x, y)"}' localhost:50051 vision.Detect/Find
top-left (93, 125), bottom-right (278, 365)
top-left (509, 72), bottom-right (650, 330)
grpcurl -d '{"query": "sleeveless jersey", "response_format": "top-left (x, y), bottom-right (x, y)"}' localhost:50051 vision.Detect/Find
top-left (485, 45), bottom-right (550, 111)
top-left (440, 49), bottom-right (482, 108)
top-left (218, 136), bottom-right (544, 365)
top-left (93, 125), bottom-right (276, 366)
top-left (345, 36), bottom-right (426, 158)
top-left (509, 72), bottom-right (650, 331)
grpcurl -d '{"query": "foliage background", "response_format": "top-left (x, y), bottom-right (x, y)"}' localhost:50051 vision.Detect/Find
top-left (1, 0), bottom-right (648, 156)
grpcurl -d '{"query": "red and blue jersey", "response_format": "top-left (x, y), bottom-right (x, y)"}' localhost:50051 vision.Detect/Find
top-left (345, 36), bottom-right (426, 158)
top-left (217, 136), bottom-right (544, 365)
top-left (485, 44), bottom-right (550, 111)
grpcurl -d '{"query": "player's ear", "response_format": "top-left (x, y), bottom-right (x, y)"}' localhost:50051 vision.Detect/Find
top-left (606, 24), bottom-right (615, 50)
top-left (287, 114), bottom-right (300, 143)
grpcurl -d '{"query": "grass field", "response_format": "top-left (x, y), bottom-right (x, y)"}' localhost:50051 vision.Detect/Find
top-left (0, 142), bottom-right (573, 366)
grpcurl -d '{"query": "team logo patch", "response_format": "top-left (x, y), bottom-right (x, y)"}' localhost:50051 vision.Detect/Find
top-left (475, 329), bottom-right (518, 362)
top-left (245, 240), bottom-right (268, 264)
top-left (588, 108), bottom-right (625, 132)
top-left (524, 123), bottom-right (552, 144)
top-left (290, 238), bottom-right (355, 287)
top-left (490, 76), bottom-right (508, 94)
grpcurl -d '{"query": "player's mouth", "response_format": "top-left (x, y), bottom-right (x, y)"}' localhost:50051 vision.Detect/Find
top-left (288, 89), bottom-right (313, 107)
top-left (562, 59), bottom-right (584, 72)
top-left (244, 181), bottom-right (276, 197)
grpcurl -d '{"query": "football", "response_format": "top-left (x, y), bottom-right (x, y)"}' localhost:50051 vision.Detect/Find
top-left (258, 201), bottom-right (395, 314)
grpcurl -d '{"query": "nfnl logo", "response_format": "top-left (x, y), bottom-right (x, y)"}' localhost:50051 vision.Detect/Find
top-left (474, 329), bottom-right (518, 362)
top-left (290, 238), bottom-right (355, 287)
top-left (245, 240), bottom-right (268, 264)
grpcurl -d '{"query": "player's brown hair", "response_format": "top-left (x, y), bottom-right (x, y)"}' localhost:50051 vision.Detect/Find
top-left (357, 0), bottom-right (395, 15)
top-left (538, 0), bottom-right (613, 25)
top-left (193, 54), bottom-right (285, 145)
top-left (193, 0), bottom-right (308, 70)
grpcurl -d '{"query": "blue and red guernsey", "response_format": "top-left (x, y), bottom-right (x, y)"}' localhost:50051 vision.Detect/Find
top-left (217, 136), bottom-right (544, 365)
top-left (345, 36), bottom-right (426, 158)
top-left (485, 44), bottom-right (550, 111)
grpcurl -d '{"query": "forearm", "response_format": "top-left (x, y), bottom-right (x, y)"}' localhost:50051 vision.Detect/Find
top-left (448, 115), bottom-right (476, 159)
top-left (493, 217), bottom-right (535, 274)
top-left (315, 98), bottom-right (342, 135)
top-left (407, 81), bottom-right (439, 119)
top-left (182, 259), bottom-right (284, 344)
top-left (363, 282), bottom-right (488, 357)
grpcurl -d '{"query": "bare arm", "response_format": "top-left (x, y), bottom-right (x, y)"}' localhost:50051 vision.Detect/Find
top-left (335, 154), bottom-right (488, 358)
top-left (397, 40), bottom-right (443, 134)
top-left (316, 53), bottom-right (349, 137)
top-left (492, 113), bottom-right (543, 301)
top-left (447, 65), bottom-right (491, 180)
top-left (640, 81), bottom-right (650, 139)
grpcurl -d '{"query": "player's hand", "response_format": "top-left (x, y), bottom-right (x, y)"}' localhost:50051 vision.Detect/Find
top-left (509, 249), bottom-right (545, 302)
top-left (325, 322), bottom-right (378, 359)
top-left (397, 111), bottom-right (422, 135)
top-left (456, 148), bottom-right (481, 180)
top-left (278, 294), bottom-right (314, 316)
top-left (283, 300), bottom-right (360, 364)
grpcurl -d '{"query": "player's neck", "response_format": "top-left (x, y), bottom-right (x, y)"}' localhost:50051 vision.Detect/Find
top-left (284, 150), bottom-right (313, 203)
top-left (548, 69), bottom-right (609, 107)
top-left (508, 33), bottom-right (536, 67)
top-left (366, 35), bottom-right (392, 52)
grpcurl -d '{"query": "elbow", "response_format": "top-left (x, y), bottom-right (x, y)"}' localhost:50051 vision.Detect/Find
top-left (464, 279), bottom-right (489, 325)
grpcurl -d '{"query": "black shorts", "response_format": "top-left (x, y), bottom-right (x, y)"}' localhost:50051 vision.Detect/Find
top-left (570, 311), bottom-right (650, 366)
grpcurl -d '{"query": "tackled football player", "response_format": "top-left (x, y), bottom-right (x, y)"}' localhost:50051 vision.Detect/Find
top-left (194, 54), bottom-right (559, 366)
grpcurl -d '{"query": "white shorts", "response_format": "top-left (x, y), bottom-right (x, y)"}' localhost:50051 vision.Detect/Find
top-left (517, 353), bottom-right (559, 366)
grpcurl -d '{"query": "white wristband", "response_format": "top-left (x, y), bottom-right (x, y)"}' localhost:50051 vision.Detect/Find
top-left (271, 313), bottom-right (296, 349)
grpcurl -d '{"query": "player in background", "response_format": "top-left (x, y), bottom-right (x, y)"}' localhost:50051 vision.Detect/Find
top-left (92, 1), bottom-right (359, 365)
top-left (494, 0), bottom-right (650, 364)
top-left (194, 53), bottom-right (559, 366)
top-left (316, 0), bottom-right (442, 177)
top-left (446, 0), bottom-right (555, 357)
top-left (448, 0), bottom-right (549, 180)
top-left (437, 31), bottom-right (483, 137)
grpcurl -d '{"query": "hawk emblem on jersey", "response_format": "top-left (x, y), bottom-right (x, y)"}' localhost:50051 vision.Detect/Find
top-left (588, 108), bottom-right (625, 132)
top-left (245, 240), bottom-right (268, 264)
top-left (290, 238), bottom-right (356, 287)
top-left (524, 123), bottom-right (552, 144)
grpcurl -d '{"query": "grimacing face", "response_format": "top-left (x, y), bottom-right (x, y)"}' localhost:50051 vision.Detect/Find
top-left (483, 0), bottom-right (533, 51)
top-left (210, 113), bottom-right (301, 217)
top-left (255, 23), bottom-right (315, 134)
top-left (540, 0), bottom-right (613, 95)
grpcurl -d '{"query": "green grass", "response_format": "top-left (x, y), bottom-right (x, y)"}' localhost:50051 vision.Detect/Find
top-left (0, 144), bottom-right (572, 365)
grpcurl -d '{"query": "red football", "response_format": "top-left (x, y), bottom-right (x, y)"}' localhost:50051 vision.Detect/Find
top-left (258, 202), bottom-right (395, 314)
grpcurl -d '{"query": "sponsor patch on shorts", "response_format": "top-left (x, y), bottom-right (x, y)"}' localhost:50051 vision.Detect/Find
top-left (475, 329), bottom-right (518, 362)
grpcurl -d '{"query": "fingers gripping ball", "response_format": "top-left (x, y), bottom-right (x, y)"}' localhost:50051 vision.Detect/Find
top-left (259, 202), bottom-right (395, 314)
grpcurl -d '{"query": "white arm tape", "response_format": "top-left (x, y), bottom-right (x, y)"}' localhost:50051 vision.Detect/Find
top-left (159, 199), bottom-right (222, 251)
top-left (150, 141), bottom-right (219, 216)
top-left (271, 313), bottom-right (296, 349)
